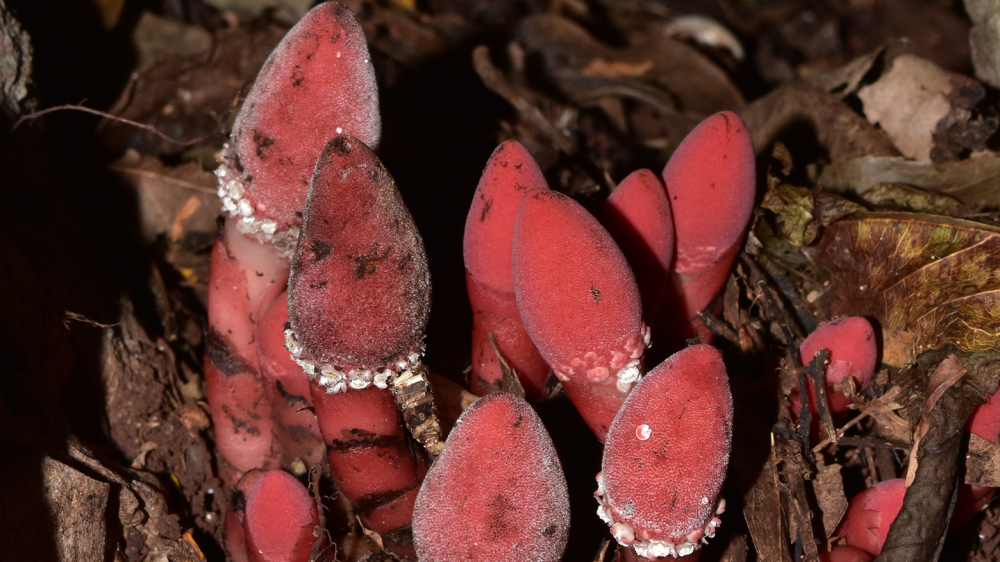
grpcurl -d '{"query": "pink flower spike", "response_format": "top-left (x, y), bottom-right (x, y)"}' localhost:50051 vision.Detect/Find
top-left (793, 316), bottom-right (878, 421)
top-left (412, 393), bottom-right (570, 561)
top-left (219, 2), bottom-right (380, 254)
top-left (244, 470), bottom-right (321, 562)
top-left (835, 478), bottom-right (905, 557)
top-left (661, 111), bottom-right (755, 327)
top-left (513, 189), bottom-right (647, 439)
top-left (464, 140), bottom-right (551, 397)
top-left (597, 169), bottom-right (675, 322)
top-left (597, 344), bottom-right (733, 559)
top-left (286, 136), bottom-right (430, 379)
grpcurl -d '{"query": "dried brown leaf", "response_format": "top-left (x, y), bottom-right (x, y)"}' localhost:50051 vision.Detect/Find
top-left (109, 149), bottom-right (219, 246)
top-left (905, 354), bottom-right (967, 485)
top-left (812, 458), bottom-right (848, 539)
top-left (817, 153), bottom-right (1000, 210)
top-left (819, 212), bottom-right (1000, 355)
top-left (857, 55), bottom-right (954, 161)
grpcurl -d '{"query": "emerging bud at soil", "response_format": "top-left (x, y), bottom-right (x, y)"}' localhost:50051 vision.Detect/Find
top-left (464, 140), bottom-right (551, 398)
top-left (597, 345), bottom-right (732, 559)
top-left (835, 478), bottom-right (905, 557)
top-left (512, 189), bottom-right (648, 439)
top-left (791, 316), bottom-right (878, 424)
top-left (243, 470), bottom-right (321, 562)
top-left (412, 393), bottom-right (570, 561)
top-left (217, 2), bottom-right (380, 255)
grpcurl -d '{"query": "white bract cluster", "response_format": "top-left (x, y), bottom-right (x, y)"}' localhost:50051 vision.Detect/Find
top-left (216, 144), bottom-right (300, 258)
top-left (594, 472), bottom-right (726, 559)
top-left (283, 328), bottom-right (424, 393)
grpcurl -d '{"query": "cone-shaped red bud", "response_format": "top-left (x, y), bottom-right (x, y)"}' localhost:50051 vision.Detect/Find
top-left (258, 292), bottom-right (324, 470)
top-left (835, 478), bottom-right (905, 557)
top-left (225, 469), bottom-right (268, 562)
top-left (819, 546), bottom-right (873, 562)
top-left (218, 2), bottom-right (380, 254)
top-left (791, 317), bottom-right (878, 424)
top-left (205, 224), bottom-right (285, 486)
top-left (244, 470), bottom-right (321, 562)
top-left (286, 135), bottom-right (430, 387)
top-left (597, 344), bottom-right (733, 558)
top-left (464, 140), bottom-right (551, 397)
top-left (513, 189), bottom-right (648, 439)
top-left (967, 387), bottom-right (1000, 443)
top-left (597, 169), bottom-right (674, 322)
top-left (661, 111), bottom-right (755, 325)
top-left (412, 393), bottom-right (570, 561)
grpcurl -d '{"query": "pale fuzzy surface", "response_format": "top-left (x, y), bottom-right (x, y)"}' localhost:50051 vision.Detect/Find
top-left (288, 136), bottom-right (430, 371)
top-left (835, 478), bottom-right (905, 557)
top-left (228, 2), bottom-right (380, 231)
top-left (464, 140), bottom-right (549, 292)
top-left (412, 393), bottom-right (570, 562)
top-left (601, 345), bottom-right (733, 543)
top-left (599, 169), bottom-right (674, 320)
top-left (244, 470), bottom-right (319, 562)
top-left (662, 111), bottom-right (755, 274)
top-left (512, 190), bottom-right (643, 373)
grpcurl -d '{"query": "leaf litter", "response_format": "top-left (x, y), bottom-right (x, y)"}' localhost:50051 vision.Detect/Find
top-left (8, 0), bottom-right (1000, 561)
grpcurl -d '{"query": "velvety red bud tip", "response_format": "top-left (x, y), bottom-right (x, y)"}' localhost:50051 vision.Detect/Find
top-left (598, 344), bottom-right (733, 558)
top-left (244, 470), bottom-right (320, 562)
top-left (287, 136), bottom-right (430, 383)
top-left (412, 393), bottom-right (570, 562)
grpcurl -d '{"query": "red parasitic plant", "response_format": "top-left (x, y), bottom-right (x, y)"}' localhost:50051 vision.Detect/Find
top-left (284, 135), bottom-right (431, 557)
top-left (512, 189), bottom-right (649, 440)
top-left (207, 1), bottom-right (382, 486)
top-left (596, 168), bottom-right (675, 324)
top-left (412, 393), bottom-right (570, 561)
top-left (790, 316), bottom-right (878, 429)
top-left (659, 111), bottom-right (755, 341)
top-left (216, 1), bottom-right (380, 256)
top-left (257, 291), bottom-right (325, 471)
top-left (464, 140), bottom-right (552, 398)
top-left (835, 478), bottom-right (905, 557)
top-left (205, 220), bottom-right (287, 486)
top-left (243, 470), bottom-right (322, 562)
top-left (596, 344), bottom-right (733, 559)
